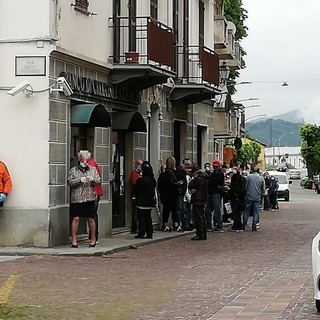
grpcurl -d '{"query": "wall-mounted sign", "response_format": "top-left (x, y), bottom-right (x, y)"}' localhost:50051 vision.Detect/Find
top-left (15, 56), bottom-right (46, 76)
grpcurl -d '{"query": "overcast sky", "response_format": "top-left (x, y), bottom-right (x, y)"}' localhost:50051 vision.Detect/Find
top-left (233, 0), bottom-right (320, 123)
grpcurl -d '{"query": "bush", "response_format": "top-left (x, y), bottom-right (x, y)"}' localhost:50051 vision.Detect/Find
top-left (300, 177), bottom-right (313, 189)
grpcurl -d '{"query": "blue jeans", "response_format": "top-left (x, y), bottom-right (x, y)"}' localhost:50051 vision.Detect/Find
top-left (243, 199), bottom-right (260, 230)
top-left (204, 193), bottom-right (222, 229)
top-left (176, 195), bottom-right (188, 228)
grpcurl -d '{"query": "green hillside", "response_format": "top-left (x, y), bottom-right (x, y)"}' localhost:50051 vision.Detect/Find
top-left (246, 119), bottom-right (302, 147)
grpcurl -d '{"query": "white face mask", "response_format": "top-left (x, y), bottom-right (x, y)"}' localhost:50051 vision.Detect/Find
top-left (80, 163), bottom-right (88, 168)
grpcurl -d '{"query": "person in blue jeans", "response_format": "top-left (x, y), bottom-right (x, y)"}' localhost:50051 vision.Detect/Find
top-left (204, 160), bottom-right (225, 232)
top-left (242, 166), bottom-right (265, 231)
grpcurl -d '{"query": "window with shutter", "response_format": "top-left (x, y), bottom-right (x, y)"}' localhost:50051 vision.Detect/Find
top-left (75, 0), bottom-right (89, 11)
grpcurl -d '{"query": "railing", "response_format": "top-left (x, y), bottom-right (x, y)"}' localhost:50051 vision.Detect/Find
top-left (175, 45), bottom-right (219, 87)
top-left (109, 16), bottom-right (174, 70)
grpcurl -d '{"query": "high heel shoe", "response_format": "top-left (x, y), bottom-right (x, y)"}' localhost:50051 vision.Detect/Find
top-left (71, 243), bottom-right (78, 248)
top-left (88, 243), bottom-right (96, 247)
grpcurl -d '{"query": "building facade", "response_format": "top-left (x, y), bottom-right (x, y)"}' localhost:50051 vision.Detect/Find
top-left (0, 0), bottom-right (243, 247)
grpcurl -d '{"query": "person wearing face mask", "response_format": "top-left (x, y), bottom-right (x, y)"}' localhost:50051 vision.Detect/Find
top-left (68, 151), bottom-right (101, 248)
top-left (204, 160), bottom-right (225, 232)
top-left (130, 159), bottom-right (143, 234)
top-left (204, 163), bottom-right (212, 177)
top-left (268, 175), bottom-right (279, 211)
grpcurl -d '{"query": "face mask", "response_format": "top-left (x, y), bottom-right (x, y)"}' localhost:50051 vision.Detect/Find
top-left (136, 166), bottom-right (142, 173)
top-left (205, 167), bottom-right (210, 172)
top-left (233, 170), bottom-right (237, 174)
top-left (80, 163), bottom-right (88, 168)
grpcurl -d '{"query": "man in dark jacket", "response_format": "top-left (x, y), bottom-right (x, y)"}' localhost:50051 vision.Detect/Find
top-left (188, 164), bottom-right (208, 240)
top-left (204, 160), bottom-right (225, 232)
top-left (229, 166), bottom-right (246, 231)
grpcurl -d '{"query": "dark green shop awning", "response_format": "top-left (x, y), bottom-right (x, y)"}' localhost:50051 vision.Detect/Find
top-left (71, 104), bottom-right (111, 127)
top-left (112, 111), bottom-right (147, 132)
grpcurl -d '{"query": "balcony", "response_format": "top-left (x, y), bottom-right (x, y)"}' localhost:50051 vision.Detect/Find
top-left (109, 16), bottom-right (175, 91)
top-left (226, 42), bottom-right (244, 71)
top-left (169, 45), bottom-right (220, 104)
top-left (213, 109), bottom-right (239, 139)
top-left (214, 15), bottom-right (228, 49)
top-left (215, 21), bottom-right (236, 60)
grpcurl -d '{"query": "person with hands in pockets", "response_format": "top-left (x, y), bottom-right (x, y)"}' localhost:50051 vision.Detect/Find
top-left (0, 161), bottom-right (12, 207)
top-left (68, 151), bottom-right (101, 248)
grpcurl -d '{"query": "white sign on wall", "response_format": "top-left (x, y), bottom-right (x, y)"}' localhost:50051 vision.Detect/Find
top-left (15, 56), bottom-right (46, 76)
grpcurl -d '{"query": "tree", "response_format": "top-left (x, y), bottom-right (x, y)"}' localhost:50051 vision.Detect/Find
top-left (236, 141), bottom-right (261, 169)
top-left (224, 0), bottom-right (248, 41)
top-left (299, 124), bottom-right (320, 177)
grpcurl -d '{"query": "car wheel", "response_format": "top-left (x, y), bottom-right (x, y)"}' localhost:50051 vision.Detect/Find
top-left (316, 299), bottom-right (320, 312)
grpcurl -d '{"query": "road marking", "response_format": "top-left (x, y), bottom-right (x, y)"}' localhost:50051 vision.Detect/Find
top-left (0, 274), bottom-right (19, 304)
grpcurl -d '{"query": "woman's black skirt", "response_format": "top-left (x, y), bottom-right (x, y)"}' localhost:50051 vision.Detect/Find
top-left (70, 201), bottom-right (95, 218)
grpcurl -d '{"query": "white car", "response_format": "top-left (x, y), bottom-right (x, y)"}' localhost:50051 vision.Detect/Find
top-left (312, 231), bottom-right (320, 311)
top-left (266, 171), bottom-right (292, 201)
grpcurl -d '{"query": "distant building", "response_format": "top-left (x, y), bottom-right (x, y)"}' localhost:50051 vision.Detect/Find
top-left (265, 146), bottom-right (304, 168)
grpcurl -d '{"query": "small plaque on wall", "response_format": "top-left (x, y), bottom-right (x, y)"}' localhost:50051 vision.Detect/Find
top-left (15, 56), bottom-right (46, 76)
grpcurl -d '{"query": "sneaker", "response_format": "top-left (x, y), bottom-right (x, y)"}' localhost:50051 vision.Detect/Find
top-left (271, 209), bottom-right (275, 212)
top-left (213, 228), bottom-right (224, 233)
top-left (235, 229), bottom-right (243, 233)
top-left (176, 226), bottom-right (184, 232)
top-left (256, 223), bottom-right (260, 229)
top-left (163, 226), bottom-right (172, 232)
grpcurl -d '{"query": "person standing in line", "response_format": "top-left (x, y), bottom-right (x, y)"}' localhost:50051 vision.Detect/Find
top-left (159, 157), bottom-right (181, 232)
top-left (188, 164), bottom-right (208, 240)
top-left (86, 151), bottom-right (103, 244)
top-left (204, 160), bottom-right (225, 232)
top-left (242, 166), bottom-right (265, 231)
top-left (268, 175), bottom-right (279, 211)
top-left (175, 159), bottom-right (190, 232)
top-left (130, 159), bottom-right (142, 234)
top-left (229, 165), bottom-right (246, 232)
top-left (68, 152), bottom-right (101, 248)
top-left (134, 163), bottom-right (157, 239)
top-left (0, 160), bottom-right (12, 207)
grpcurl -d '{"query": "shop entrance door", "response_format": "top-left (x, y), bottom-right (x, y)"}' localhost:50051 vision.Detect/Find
top-left (111, 132), bottom-right (126, 228)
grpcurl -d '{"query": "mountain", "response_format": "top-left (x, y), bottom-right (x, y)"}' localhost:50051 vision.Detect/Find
top-left (268, 109), bottom-right (304, 123)
top-left (246, 119), bottom-right (301, 147)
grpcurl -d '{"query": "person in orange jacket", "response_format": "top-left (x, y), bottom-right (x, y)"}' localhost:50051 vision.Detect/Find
top-left (0, 161), bottom-right (12, 207)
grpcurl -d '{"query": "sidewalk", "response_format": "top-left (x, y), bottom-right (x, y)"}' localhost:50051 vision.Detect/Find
top-left (0, 229), bottom-right (195, 257)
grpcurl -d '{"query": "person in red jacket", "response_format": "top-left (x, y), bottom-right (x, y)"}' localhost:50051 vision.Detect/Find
top-left (0, 161), bottom-right (12, 207)
top-left (130, 159), bottom-right (142, 234)
top-left (85, 151), bottom-right (103, 243)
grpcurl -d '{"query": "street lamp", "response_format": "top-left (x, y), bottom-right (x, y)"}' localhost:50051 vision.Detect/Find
top-left (246, 114), bottom-right (267, 122)
top-left (219, 61), bottom-right (230, 86)
top-left (234, 98), bottom-right (259, 103)
top-left (278, 132), bottom-right (294, 147)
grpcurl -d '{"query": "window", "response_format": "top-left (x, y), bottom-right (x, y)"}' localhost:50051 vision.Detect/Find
top-left (199, 0), bottom-right (205, 47)
top-left (74, 0), bottom-right (89, 12)
top-left (150, 0), bottom-right (158, 19)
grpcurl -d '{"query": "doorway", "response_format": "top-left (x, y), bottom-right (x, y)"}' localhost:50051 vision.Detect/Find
top-left (111, 131), bottom-right (126, 228)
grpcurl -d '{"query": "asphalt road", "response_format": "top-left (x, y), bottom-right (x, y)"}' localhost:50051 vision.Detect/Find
top-left (0, 181), bottom-right (319, 319)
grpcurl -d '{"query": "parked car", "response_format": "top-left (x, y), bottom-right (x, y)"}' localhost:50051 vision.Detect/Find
top-left (267, 171), bottom-right (292, 201)
top-left (312, 231), bottom-right (320, 311)
top-left (289, 169), bottom-right (301, 180)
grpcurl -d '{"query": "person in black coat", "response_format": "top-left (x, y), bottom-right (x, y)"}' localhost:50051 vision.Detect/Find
top-left (134, 163), bottom-right (157, 239)
top-left (188, 164), bottom-right (208, 240)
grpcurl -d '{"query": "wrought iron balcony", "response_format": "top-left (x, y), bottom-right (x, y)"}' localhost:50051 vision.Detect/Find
top-left (169, 45), bottom-right (220, 104)
top-left (109, 16), bottom-right (175, 91)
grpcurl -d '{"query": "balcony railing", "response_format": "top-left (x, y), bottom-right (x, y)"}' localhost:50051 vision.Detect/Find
top-left (175, 45), bottom-right (219, 87)
top-left (109, 16), bottom-right (174, 71)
